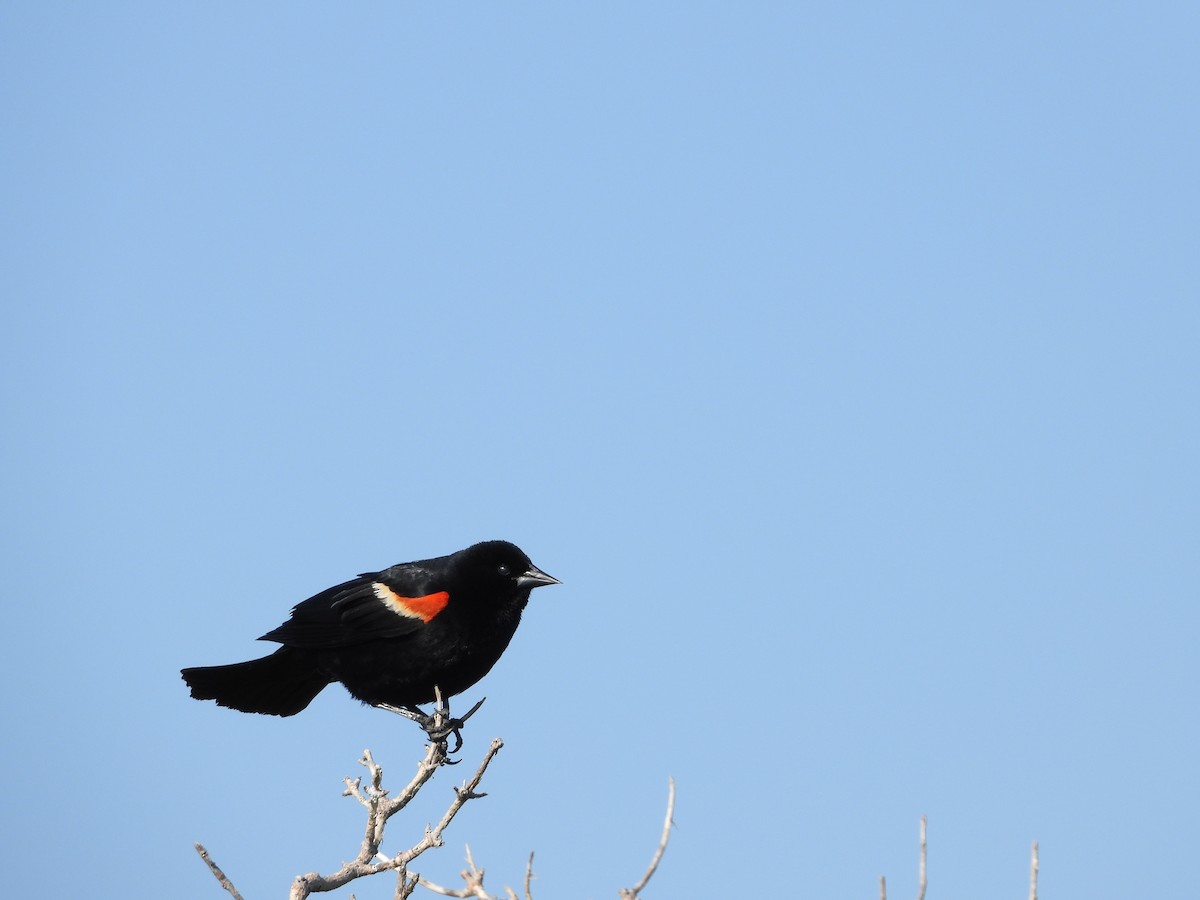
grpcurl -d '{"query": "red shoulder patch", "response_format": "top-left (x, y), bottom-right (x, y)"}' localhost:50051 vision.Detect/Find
top-left (371, 583), bottom-right (450, 623)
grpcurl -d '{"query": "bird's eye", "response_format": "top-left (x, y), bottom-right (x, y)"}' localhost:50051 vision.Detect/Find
top-left (497, 564), bottom-right (511, 576)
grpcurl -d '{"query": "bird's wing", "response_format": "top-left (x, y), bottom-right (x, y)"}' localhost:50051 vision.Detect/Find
top-left (259, 565), bottom-right (450, 648)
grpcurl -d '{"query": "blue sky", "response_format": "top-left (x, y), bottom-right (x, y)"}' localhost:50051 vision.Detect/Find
top-left (3, 3), bottom-right (1197, 897)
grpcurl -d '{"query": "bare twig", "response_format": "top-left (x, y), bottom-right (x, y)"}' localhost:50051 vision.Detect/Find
top-left (618, 776), bottom-right (676, 899)
top-left (916, 815), bottom-right (927, 900)
top-left (885, 818), bottom-right (1041, 900)
top-left (418, 879), bottom-right (491, 899)
top-left (194, 842), bottom-right (245, 900)
top-left (524, 851), bottom-right (535, 900)
top-left (395, 863), bottom-right (420, 900)
top-left (415, 876), bottom-right (468, 897)
top-left (417, 844), bottom-right (535, 900)
top-left (417, 847), bottom-right (491, 899)
top-left (1029, 840), bottom-right (1039, 900)
top-left (289, 738), bottom-right (504, 900)
top-left (462, 845), bottom-right (492, 899)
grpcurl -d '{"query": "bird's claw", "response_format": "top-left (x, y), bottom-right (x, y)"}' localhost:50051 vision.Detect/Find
top-left (422, 695), bottom-right (486, 756)
top-left (374, 694), bottom-right (486, 760)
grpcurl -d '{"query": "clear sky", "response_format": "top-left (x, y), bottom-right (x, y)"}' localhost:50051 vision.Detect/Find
top-left (3, 3), bottom-right (1197, 898)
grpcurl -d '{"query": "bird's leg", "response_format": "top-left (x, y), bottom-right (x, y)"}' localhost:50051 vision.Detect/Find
top-left (373, 690), bottom-right (486, 758)
top-left (374, 702), bottom-right (427, 724)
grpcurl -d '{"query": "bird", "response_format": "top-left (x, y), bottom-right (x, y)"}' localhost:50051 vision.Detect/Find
top-left (181, 541), bottom-right (559, 725)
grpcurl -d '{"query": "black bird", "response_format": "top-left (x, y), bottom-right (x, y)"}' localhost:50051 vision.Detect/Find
top-left (181, 541), bottom-right (559, 720)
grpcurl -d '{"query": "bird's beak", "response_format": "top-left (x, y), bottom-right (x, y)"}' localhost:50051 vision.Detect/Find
top-left (517, 565), bottom-right (561, 590)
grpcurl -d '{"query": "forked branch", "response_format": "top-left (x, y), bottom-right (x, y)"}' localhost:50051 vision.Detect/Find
top-left (289, 738), bottom-right (503, 899)
top-left (195, 727), bottom-right (676, 900)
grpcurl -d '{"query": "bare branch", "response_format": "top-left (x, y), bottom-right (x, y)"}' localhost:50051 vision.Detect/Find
top-left (414, 876), bottom-right (469, 897)
top-left (524, 851), bottom-right (535, 900)
top-left (289, 738), bottom-right (504, 900)
top-left (417, 879), bottom-right (491, 900)
top-left (417, 848), bottom-right (491, 900)
top-left (916, 815), bottom-right (927, 900)
top-left (883, 819), bottom-right (1041, 900)
top-left (194, 842), bottom-right (245, 900)
top-left (618, 776), bottom-right (676, 899)
top-left (1029, 840), bottom-right (1039, 900)
top-left (395, 863), bottom-right (420, 900)
top-left (461, 845), bottom-right (492, 899)
top-left (197, 708), bottom-right (673, 900)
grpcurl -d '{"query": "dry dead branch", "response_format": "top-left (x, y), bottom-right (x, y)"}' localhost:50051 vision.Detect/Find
top-left (194, 841), bottom-right (245, 900)
top-left (917, 815), bottom-right (927, 900)
top-left (1029, 840), bottom-right (1039, 900)
top-left (288, 738), bottom-right (503, 899)
top-left (618, 777), bottom-right (676, 900)
top-left (194, 717), bottom-right (676, 900)
top-left (879, 817), bottom-right (1039, 900)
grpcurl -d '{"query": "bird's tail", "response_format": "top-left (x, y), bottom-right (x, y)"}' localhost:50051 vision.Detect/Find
top-left (181, 647), bottom-right (331, 717)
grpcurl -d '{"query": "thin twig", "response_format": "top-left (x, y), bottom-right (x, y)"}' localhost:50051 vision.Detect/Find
top-left (418, 847), bottom-right (491, 900)
top-left (414, 876), bottom-right (466, 897)
top-left (394, 862), bottom-right (419, 900)
top-left (463, 844), bottom-right (492, 899)
top-left (194, 842), bottom-right (245, 900)
top-left (1029, 840), bottom-right (1039, 900)
top-left (618, 776), bottom-right (676, 899)
top-left (524, 850), bottom-right (535, 900)
top-left (417, 880), bottom-right (489, 900)
top-left (916, 816), bottom-right (927, 900)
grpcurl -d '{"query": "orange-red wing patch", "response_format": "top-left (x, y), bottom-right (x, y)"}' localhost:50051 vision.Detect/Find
top-left (371, 583), bottom-right (450, 623)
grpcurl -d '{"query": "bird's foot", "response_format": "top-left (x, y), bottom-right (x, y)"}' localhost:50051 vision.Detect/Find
top-left (374, 691), bottom-right (486, 760)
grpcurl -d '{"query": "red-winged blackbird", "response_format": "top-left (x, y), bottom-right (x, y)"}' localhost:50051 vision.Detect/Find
top-left (181, 541), bottom-right (559, 718)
